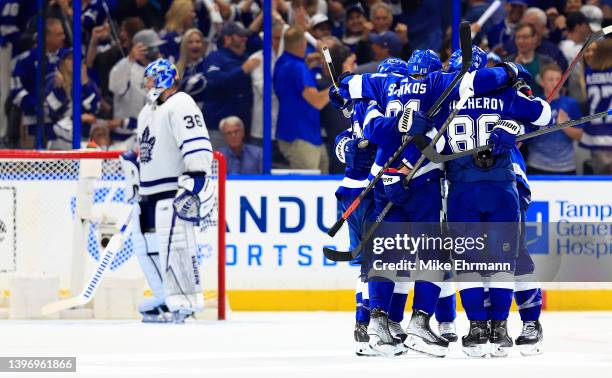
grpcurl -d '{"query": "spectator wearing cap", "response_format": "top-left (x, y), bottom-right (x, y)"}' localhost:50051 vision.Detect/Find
top-left (491, 0), bottom-right (528, 54)
top-left (202, 21), bottom-right (260, 150)
top-left (580, 4), bottom-right (604, 33)
top-left (159, 0), bottom-right (196, 63)
top-left (310, 13), bottom-right (333, 39)
top-left (218, 116), bottom-right (263, 174)
top-left (506, 7), bottom-right (568, 71)
top-left (45, 48), bottom-right (101, 150)
top-left (508, 22), bottom-right (554, 97)
top-left (342, 3), bottom-right (372, 64)
top-left (273, 25), bottom-right (330, 173)
top-left (356, 31), bottom-right (402, 73)
top-left (9, 17), bottom-right (66, 148)
top-left (108, 28), bottom-right (163, 148)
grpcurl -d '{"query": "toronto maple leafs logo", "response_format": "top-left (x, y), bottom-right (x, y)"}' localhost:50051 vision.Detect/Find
top-left (140, 126), bottom-right (156, 163)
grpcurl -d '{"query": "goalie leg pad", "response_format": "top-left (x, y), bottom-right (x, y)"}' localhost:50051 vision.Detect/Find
top-left (156, 199), bottom-right (204, 313)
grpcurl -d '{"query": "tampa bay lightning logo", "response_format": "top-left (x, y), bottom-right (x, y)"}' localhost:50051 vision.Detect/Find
top-left (140, 126), bottom-right (155, 163)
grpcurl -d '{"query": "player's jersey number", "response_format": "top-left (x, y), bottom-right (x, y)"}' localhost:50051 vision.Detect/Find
top-left (588, 84), bottom-right (612, 124)
top-left (385, 99), bottom-right (420, 117)
top-left (184, 114), bottom-right (204, 128)
top-left (447, 114), bottom-right (500, 152)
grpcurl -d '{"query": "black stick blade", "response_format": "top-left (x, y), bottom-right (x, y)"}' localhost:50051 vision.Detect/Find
top-left (322, 247), bottom-right (354, 262)
top-left (327, 218), bottom-right (345, 237)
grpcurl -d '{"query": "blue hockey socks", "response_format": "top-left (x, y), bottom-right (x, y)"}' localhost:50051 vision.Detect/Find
top-left (412, 281), bottom-right (441, 316)
top-left (435, 293), bottom-right (457, 323)
top-left (514, 288), bottom-right (542, 322)
top-left (459, 287), bottom-right (487, 320)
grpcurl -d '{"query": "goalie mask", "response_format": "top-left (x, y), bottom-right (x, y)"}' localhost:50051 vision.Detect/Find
top-left (144, 59), bottom-right (179, 103)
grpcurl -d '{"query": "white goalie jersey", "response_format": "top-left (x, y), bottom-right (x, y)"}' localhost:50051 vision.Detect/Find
top-left (136, 91), bottom-right (213, 195)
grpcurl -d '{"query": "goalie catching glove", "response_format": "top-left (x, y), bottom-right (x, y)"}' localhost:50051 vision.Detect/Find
top-left (397, 109), bottom-right (434, 137)
top-left (382, 169), bottom-right (411, 205)
top-left (490, 119), bottom-right (521, 156)
top-left (173, 172), bottom-right (215, 223)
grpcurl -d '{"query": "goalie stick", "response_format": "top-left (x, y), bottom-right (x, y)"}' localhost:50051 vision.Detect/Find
top-left (41, 208), bottom-right (133, 316)
top-left (326, 21), bottom-right (473, 238)
top-left (323, 86), bottom-right (476, 261)
top-left (413, 109), bottom-right (612, 164)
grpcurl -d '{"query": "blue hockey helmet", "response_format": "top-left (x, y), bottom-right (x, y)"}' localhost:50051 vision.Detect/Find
top-left (447, 46), bottom-right (488, 73)
top-left (407, 49), bottom-right (442, 76)
top-left (377, 57), bottom-right (410, 75)
top-left (144, 58), bottom-right (179, 102)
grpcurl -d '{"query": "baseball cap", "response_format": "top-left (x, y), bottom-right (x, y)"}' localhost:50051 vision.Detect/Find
top-left (346, 3), bottom-right (366, 16)
top-left (581, 5), bottom-right (603, 32)
top-left (369, 31), bottom-right (403, 57)
top-left (566, 11), bottom-right (589, 31)
top-left (310, 13), bottom-right (331, 28)
top-left (220, 21), bottom-right (250, 38)
top-left (132, 29), bottom-right (165, 48)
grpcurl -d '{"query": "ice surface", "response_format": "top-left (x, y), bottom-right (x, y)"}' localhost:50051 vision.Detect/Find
top-left (0, 311), bottom-right (611, 378)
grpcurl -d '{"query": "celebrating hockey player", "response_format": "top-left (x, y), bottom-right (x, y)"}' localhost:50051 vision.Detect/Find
top-left (332, 48), bottom-right (529, 357)
top-left (410, 47), bottom-right (551, 357)
top-left (129, 58), bottom-right (215, 323)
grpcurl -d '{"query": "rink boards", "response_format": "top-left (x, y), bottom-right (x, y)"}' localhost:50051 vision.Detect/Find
top-left (1, 175), bottom-right (612, 311)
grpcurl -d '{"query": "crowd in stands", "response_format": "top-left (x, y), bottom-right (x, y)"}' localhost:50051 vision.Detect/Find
top-left (0, 0), bottom-right (610, 174)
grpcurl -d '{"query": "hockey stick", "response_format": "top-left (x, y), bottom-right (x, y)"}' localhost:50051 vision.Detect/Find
top-left (547, 25), bottom-right (612, 102)
top-left (323, 46), bottom-right (351, 118)
top-left (413, 109), bottom-right (612, 164)
top-left (323, 90), bottom-right (475, 261)
top-left (325, 21), bottom-right (473, 239)
top-left (101, 0), bottom-right (126, 57)
top-left (41, 208), bottom-right (133, 316)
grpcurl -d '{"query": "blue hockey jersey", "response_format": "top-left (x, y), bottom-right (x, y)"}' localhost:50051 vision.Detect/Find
top-left (581, 66), bottom-right (612, 150)
top-left (438, 86), bottom-right (551, 183)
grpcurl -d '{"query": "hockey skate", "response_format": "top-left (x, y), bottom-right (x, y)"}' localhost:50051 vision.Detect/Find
top-left (462, 320), bottom-right (490, 357)
top-left (355, 321), bottom-right (382, 356)
top-left (367, 308), bottom-right (403, 357)
top-left (388, 320), bottom-right (407, 342)
top-left (139, 297), bottom-right (172, 323)
top-left (490, 320), bottom-right (513, 357)
top-left (515, 320), bottom-right (543, 356)
top-left (439, 321), bottom-right (458, 342)
top-left (404, 310), bottom-right (449, 357)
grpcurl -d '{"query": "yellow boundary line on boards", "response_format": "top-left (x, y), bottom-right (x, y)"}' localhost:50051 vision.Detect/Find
top-left (227, 289), bottom-right (612, 311)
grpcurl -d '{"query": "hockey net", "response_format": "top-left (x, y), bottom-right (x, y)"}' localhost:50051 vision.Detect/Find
top-left (0, 149), bottom-right (226, 320)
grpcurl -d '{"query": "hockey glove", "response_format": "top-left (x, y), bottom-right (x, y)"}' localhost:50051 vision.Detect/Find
top-left (398, 109), bottom-right (434, 136)
top-left (497, 62), bottom-right (533, 85)
top-left (382, 169), bottom-right (411, 205)
top-left (513, 79), bottom-right (534, 98)
top-left (329, 86), bottom-right (350, 110)
top-left (340, 138), bottom-right (375, 172)
top-left (173, 172), bottom-right (215, 223)
top-left (490, 120), bottom-right (521, 156)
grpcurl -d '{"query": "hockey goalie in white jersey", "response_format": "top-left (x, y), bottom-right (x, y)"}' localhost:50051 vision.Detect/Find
top-left (122, 58), bottom-right (215, 323)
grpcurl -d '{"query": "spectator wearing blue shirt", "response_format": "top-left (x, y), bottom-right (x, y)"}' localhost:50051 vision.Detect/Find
top-left (203, 22), bottom-right (260, 150)
top-left (527, 63), bottom-right (583, 175)
top-left (218, 116), bottom-right (263, 174)
top-left (273, 26), bottom-right (330, 173)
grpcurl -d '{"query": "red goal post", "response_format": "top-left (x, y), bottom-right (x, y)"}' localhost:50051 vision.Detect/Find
top-left (0, 149), bottom-right (226, 320)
